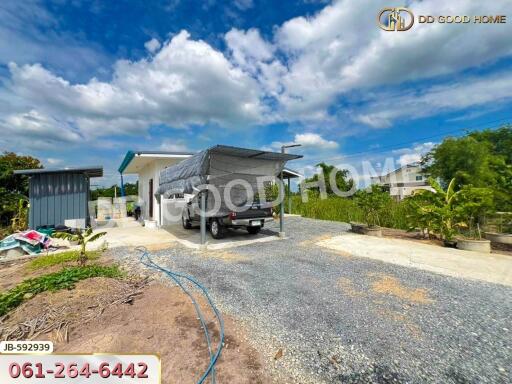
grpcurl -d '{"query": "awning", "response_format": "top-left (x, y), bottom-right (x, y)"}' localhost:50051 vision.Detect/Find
top-left (118, 150), bottom-right (194, 174)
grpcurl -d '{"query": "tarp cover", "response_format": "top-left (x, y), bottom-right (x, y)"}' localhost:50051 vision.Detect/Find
top-left (156, 150), bottom-right (209, 198)
top-left (156, 146), bottom-right (291, 213)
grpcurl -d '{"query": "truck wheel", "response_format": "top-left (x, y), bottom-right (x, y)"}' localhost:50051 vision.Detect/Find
top-left (247, 226), bottom-right (261, 235)
top-left (182, 215), bottom-right (192, 229)
top-left (210, 219), bottom-right (225, 239)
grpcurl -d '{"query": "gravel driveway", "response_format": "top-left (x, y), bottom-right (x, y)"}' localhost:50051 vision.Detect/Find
top-left (112, 217), bottom-right (512, 384)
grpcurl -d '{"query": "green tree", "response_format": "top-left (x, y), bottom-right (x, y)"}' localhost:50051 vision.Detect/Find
top-left (423, 136), bottom-right (495, 188)
top-left (469, 125), bottom-right (512, 163)
top-left (0, 152), bottom-right (42, 227)
top-left (91, 182), bottom-right (138, 200)
top-left (304, 162), bottom-right (354, 195)
top-left (354, 185), bottom-right (392, 227)
top-left (423, 126), bottom-right (512, 211)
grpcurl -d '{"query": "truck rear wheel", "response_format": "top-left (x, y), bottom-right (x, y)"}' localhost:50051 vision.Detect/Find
top-left (247, 226), bottom-right (261, 235)
top-left (182, 215), bottom-right (192, 229)
top-left (210, 219), bottom-right (225, 239)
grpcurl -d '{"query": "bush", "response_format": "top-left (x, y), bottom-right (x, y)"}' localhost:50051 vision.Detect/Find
top-left (290, 194), bottom-right (409, 230)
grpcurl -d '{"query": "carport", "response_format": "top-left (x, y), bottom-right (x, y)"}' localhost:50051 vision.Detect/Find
top-left (155, 145), bottom-right (302, 245)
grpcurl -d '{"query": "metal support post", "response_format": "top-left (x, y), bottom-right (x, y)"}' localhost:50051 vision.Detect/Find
top-left (200, 191), bottom-right (207, 245)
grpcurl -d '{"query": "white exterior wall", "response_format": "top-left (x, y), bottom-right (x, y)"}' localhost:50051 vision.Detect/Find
top-left (137, 159), bottom-right (184, 226)
top-left (372, 164), bottom-right (433, 201)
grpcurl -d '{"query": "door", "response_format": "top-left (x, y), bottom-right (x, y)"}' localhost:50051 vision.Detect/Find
top-left (148, 179), bottom-right (153, 219)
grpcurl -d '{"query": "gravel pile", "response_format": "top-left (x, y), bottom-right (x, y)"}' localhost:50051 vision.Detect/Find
top-left (110, 217), bottom-right (512, 383)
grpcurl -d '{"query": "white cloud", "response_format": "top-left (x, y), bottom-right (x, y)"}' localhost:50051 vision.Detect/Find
top-left (1, 110), bottom-right (82, 143)
top-left (144, 38), bottom-right (161, 54)
top-left (0, 1), bottom-right (110, 81)
top-left (272, 0), bottom-right (512, 121)
top-left (158, 139), bottom-right (190, 152)
top-left (2, 0), bottom-right (512, 150)
top-left (226, 28), bottom-right (274, 68)
top-left (233, 0), bottom-right (254, 11)
top-left (295, 133), bottom-right (338, 149)
top-left (266, 132), bottom-right (338, 151)
top-left (354, 72), bottom-right (512, 128)
top-left (393, 142), bottom-right (436, 166)
top-left (4, 30), bottom-right (265, 142)
top-left (46, 158), bottom-right (63, 166)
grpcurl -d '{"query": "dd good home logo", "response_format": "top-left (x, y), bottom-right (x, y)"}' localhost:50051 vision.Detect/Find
top-left (378, 7), bottom-right (414, 31)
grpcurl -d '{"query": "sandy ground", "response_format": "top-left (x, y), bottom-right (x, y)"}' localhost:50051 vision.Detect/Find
top-left (317, 232), bottom-right (512, 286)
top-left (0, 263), bottom-right (269, 383)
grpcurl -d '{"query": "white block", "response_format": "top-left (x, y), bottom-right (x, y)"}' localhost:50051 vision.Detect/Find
top-left (64, 218), bottom-right (86, 229)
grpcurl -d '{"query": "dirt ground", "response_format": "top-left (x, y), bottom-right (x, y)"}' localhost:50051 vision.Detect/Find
top-left (0, 261), bottom-right (269, 384)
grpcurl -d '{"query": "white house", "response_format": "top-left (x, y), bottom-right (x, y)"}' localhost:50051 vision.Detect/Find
top-left (371, 162), bottom-right (434, 200)
top-left (118, 150), bottom-right (194, 226)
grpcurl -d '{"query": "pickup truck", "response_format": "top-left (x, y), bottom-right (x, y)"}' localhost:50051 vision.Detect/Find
top-left (181, 194), bottom-right (274, 239)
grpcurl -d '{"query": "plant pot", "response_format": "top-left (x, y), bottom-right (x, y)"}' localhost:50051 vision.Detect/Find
top-left (484, 232), bottom-right (512, 245)
top-left (350, 222), bottom-right (368, 234)
top-left (456, 238), bottom-right (491, 253)
top-left (365, 226), bottom-right (383, 237)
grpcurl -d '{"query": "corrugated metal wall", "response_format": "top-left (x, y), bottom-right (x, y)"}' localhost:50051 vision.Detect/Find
top-left (28, 173), bottom-right (90, 229)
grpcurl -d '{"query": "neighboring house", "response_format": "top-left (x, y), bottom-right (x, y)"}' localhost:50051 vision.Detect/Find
top-left (118, 151), bottom-right (194, 226)
top-left (371, 162), bottom-right (433, 201)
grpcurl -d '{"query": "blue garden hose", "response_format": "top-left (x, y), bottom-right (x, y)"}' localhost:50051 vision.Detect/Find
top-left (136, 246), bottom-right (224, 384)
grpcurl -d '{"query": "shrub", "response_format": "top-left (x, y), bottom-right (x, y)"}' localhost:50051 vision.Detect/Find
top-left (0, 265), bottom-right (122, 316)
top-left (27, 250), bottom-right (102, 271)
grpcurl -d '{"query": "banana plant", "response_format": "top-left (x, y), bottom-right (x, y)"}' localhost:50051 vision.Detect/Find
top-left (406, 178), bottom-right (493, 241)
top-left (53, 227), bottom-right (106, 266)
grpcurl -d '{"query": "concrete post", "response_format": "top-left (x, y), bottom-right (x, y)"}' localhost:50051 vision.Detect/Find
top-left (200, 191), bottom-right (207, 245)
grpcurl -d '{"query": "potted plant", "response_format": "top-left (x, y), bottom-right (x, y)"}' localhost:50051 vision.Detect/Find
top-left (452, 186), bottom-right (494, 253)
top-left (405, 178), bottom-right (494, 251)
top-left (484, 212), bottom-right (512, 245)
top-left (352, 185), bottom-right (391, 237)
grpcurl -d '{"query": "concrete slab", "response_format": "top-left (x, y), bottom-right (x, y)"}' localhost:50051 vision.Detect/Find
top-left (160, 224), bottom-right (281, 250)
top-left (90, 226), bottom-right (176, 250)
top-left (317, 233), bottom-right (512, 287)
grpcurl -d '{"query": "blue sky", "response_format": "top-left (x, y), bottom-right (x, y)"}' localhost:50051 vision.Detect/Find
top-left (0, 0), bottom-right (511, 186)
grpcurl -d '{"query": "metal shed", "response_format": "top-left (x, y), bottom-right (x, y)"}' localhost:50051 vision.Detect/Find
top-left (14, 166), bottom-right (103, 229)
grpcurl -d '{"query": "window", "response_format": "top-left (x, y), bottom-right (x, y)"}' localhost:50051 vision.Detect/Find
top-left (416, 175), bottom-right (423, 181)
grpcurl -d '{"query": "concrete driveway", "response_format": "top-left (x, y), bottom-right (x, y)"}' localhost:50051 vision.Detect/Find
top-left (113, 217), bottom-right (512, 384)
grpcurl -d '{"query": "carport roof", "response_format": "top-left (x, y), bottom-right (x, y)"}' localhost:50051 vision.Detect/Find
top-left (119, 146), bottom-right (302, 175)
top-left (209, 145), bottom-right (303, 161)
top-left (14, 166), bottom-right (103, 177)
top-left (119, 150), bottom-right (195, 174)
top-left (283, 167), bottom-right (302, 179)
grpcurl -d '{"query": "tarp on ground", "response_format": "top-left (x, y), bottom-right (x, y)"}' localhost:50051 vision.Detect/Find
top-left (0, 230), bottom-right (51, 255)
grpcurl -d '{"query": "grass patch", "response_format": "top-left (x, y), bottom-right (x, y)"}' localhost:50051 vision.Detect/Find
top-left (290, 195), bottom-right (410, 230)
top-left (0, 265), bottom-right (122, 316)
top-left (27, 250), bottom-right (102, 270)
